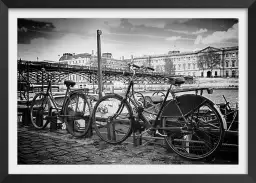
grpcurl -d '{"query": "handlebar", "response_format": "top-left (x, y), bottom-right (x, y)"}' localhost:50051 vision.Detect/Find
top-left (130, 64), bottom-right (140, 69)
top-left (145, 66), bottom-right (154, 71)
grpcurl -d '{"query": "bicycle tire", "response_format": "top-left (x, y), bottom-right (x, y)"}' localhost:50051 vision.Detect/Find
top-left (152, 91), bottom-right (165, 98)
top-left (163, 95), bottom-right (225, 160)
top-left (91, 93), bottom-right (133, 144)
top-left (63, 92), bottom-right (92, 137)
top-left (30, 92), bottom-right (51, 129)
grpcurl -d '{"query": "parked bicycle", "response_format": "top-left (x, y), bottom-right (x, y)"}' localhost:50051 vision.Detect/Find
top-left (91, 64), bottom-right (227, 160)
top-left (30, 68), bottom-right (92, 137)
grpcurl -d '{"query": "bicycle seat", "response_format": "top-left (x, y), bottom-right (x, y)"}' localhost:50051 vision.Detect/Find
top-left (64, 80), bottom-right (76, 87)
top-left (167, 76), bottom-right (185, 85)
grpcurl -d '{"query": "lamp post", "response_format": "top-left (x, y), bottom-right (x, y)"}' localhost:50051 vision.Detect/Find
top-left (58, 55), bottom-right (61, 82)
top-left (97, 30), bottom-right (103, 98)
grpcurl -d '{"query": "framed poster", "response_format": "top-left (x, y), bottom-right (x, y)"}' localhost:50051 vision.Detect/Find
top-left (0, 0), bottom-right (254, 182)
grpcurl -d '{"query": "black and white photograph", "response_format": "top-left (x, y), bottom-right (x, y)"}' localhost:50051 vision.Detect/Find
top-left (11, 9), bottom-right (247, 174)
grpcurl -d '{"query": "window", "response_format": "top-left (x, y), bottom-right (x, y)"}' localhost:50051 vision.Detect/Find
top-left (232, 60), bottom-right (236, 67)
top-left (178, 64), bottom-right (181, 70)
top-left (232, 70), bottom-right (236, 77)
top-left (226, 61), bottom-right (229, 67)
top-left (225, 53), bottom-right (228, 57)
top-left (183, 63), bottom-right (186, 70)
top-left (188, 63), bottom-right (191, 69)
top-left (215, 71), bottom-right (218, 77)
top-left (226, 71), bottom-right (229, 77)
top-left (193, 72), bottom-right (196, 76)
top-left (193, 63), bottom-right (196, 69)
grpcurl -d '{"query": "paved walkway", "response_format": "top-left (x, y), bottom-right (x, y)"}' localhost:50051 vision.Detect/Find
top-left (18, 126), bottom-right (238, 165)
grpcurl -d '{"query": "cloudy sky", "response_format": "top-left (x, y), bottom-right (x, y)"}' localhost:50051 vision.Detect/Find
top-left (18, 18), bottom-right (238, 61)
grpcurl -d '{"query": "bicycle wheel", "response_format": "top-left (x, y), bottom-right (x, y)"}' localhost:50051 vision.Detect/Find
top-left (30, 93), bottom-right (50, 129)
top-left (63, 92), bottom-right (92, 137)
top-left (163, 96), bottom-right (225, 160)
top-left (91, 94), bottom-right (133, 144)
top-left (152, 91), bottom-right (165, 98)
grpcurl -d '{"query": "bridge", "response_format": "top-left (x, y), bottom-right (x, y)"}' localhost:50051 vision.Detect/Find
top-left (17, 59), bottom-right (194, 101)
top-left (18, 60), bottom-right (175, 85)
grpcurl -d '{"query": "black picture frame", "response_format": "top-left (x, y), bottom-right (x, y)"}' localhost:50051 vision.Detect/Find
top-left (0, 0), bottom-right (254, 182)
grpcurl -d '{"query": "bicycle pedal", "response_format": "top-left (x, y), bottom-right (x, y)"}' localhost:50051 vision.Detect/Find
top-left (155, 130), bottom-right (167, 137)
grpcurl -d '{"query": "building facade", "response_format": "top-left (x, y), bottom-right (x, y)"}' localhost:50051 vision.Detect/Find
top-left (58, 52), bottom-right (129, 85)
top-left (59, 46), bottom-right (239, 82)
top-left (130, 46), bottom-right (238, 78)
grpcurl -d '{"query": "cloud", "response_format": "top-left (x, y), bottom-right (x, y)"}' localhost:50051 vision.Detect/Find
top-left (167, 29), bottom-right (189, 34)
top-left (193, 48), bottom-right (202, 52)
top-left (105, 31), bottom-right (164, 39)
top-left (194, 35), bottom-right (203, 44)
top-left (167, 28), bottom-right (207, 35)
top-left (127, 19), bottom-right (191, 29)
top-left (18, 19), bottom-right (57, 44)
top-left (129, 19), bottom-right (166, 29)
top-left (194, 23), bottom-right (238, 45)
top-left (120, 19), bottom-right (133, 30)
top-left (166, 36), bottom-right (182, 41)
top-left (192, 28), bottom-right (208, 35)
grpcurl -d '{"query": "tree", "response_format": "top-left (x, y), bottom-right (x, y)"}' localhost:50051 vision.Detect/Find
top-left (197, 51), bottom-right (221, 77)
top-left (164, 58), bottom-right (175, 75)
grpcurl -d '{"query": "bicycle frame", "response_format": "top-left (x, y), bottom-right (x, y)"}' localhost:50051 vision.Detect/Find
top-left (120, 69), bottom-right (185, 129)
top-left (43, 81), bottom-right (70, 115)
top-left (45, 80), bottom-right (88, 117)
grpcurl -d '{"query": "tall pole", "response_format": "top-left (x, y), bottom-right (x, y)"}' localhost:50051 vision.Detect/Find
top-left (58, 55), bottom-right (60, 82)
top-left (97, 30), bottom-right (103, 98)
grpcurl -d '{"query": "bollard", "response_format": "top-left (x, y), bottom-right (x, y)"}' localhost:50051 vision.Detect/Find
top-left (23, 108), bottom-right (31, 126)
top-left (49, 108), bottom-right (57, 132)
top-left (107, 122), bottom-right (116, 141)
top-left (133, 130), bottom-right (142, 147)
top-left (85, 122), bottom-right (93, 138)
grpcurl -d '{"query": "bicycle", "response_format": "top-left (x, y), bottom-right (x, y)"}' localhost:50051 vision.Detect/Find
top-left (30, 68), bottom-right (92, 137)
top-left (218, 95), bottom-right (238, 146)
top-left (90, 64), bottom-right (227, 160)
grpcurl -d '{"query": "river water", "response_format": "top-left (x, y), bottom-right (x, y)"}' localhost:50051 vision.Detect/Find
top-left (123, 88), bottom-right (239, 108)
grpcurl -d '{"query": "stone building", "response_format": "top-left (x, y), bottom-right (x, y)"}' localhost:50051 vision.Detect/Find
top-left (58, 52), bottom-right (129, 85)
top-left (130, 46), bottom-right (238, 78)
top-left (58, 46), bottom-right (239, 81)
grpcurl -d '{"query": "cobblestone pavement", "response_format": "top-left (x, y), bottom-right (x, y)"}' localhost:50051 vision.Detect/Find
top-left (18, 126), bottom-right (238, 165)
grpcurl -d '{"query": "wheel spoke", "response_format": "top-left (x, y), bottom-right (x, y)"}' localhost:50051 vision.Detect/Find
top-left (164, 98), bottom-right (224, 160)
top-left (64, 93), bottom-right (91, 137)
top-left (93, 94), bottom-right (132, 144)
